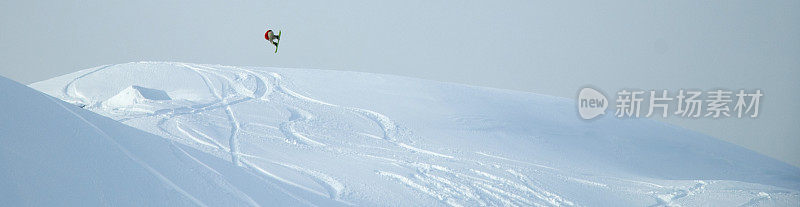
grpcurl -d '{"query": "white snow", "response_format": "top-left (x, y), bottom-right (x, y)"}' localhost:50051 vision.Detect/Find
top-left (6, 61), bottom-right (798, 206)
top-left (0, 75), bottom-right (341, 206)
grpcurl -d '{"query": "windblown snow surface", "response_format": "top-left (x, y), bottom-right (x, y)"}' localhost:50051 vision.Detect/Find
top-left (19, 61), bottom-right (800, 206)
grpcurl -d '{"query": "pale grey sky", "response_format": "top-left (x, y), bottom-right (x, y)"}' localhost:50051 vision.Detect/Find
top-left (1, 0), bottom-right (798, 166)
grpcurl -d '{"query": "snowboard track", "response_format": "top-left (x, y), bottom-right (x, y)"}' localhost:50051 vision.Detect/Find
top-left (55, 62), bottom-right (797, 207)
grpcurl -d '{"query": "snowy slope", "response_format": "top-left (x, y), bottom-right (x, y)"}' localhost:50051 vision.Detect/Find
top-left (28, 62), bottom-right (800, 206)
top-left (0, 76), bottom-right (344, 206)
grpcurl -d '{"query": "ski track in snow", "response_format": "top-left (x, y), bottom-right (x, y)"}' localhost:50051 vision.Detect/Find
top-left (50, 62), bottom-right (799, 206)
top-left (60, 62), bottom-right (366, 205)
top-left (182, 63), bottom-right (245, 166)
top-left (652, 180), bottom-right (707, 206)
top-left (61, 64), bottom-right (116, 106)
top-left (280, 107), bottom-right (326, 147)
top-left (53, 62), bottom-right (631, 206)
top-left (240, 153), bottom-right (345, 201)
top-left (172, 144), bottom-right (261, 207)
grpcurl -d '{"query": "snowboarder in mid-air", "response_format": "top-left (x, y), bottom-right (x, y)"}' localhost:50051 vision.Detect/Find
top-left (265, 29), bottom-right (281, 53)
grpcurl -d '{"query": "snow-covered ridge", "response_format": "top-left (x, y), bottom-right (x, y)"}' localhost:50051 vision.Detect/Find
top-left (0, 75), bottom-right (339, 206)
top-left (24, 61), bottom-right (800, 206)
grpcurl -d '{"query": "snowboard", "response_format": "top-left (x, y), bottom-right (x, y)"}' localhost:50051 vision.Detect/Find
top-left (274, 30), bottom-right (281, 53)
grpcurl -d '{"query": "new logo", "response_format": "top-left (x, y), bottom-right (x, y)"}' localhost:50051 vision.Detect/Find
top-left (578, 87), bottom-right (608, 120)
